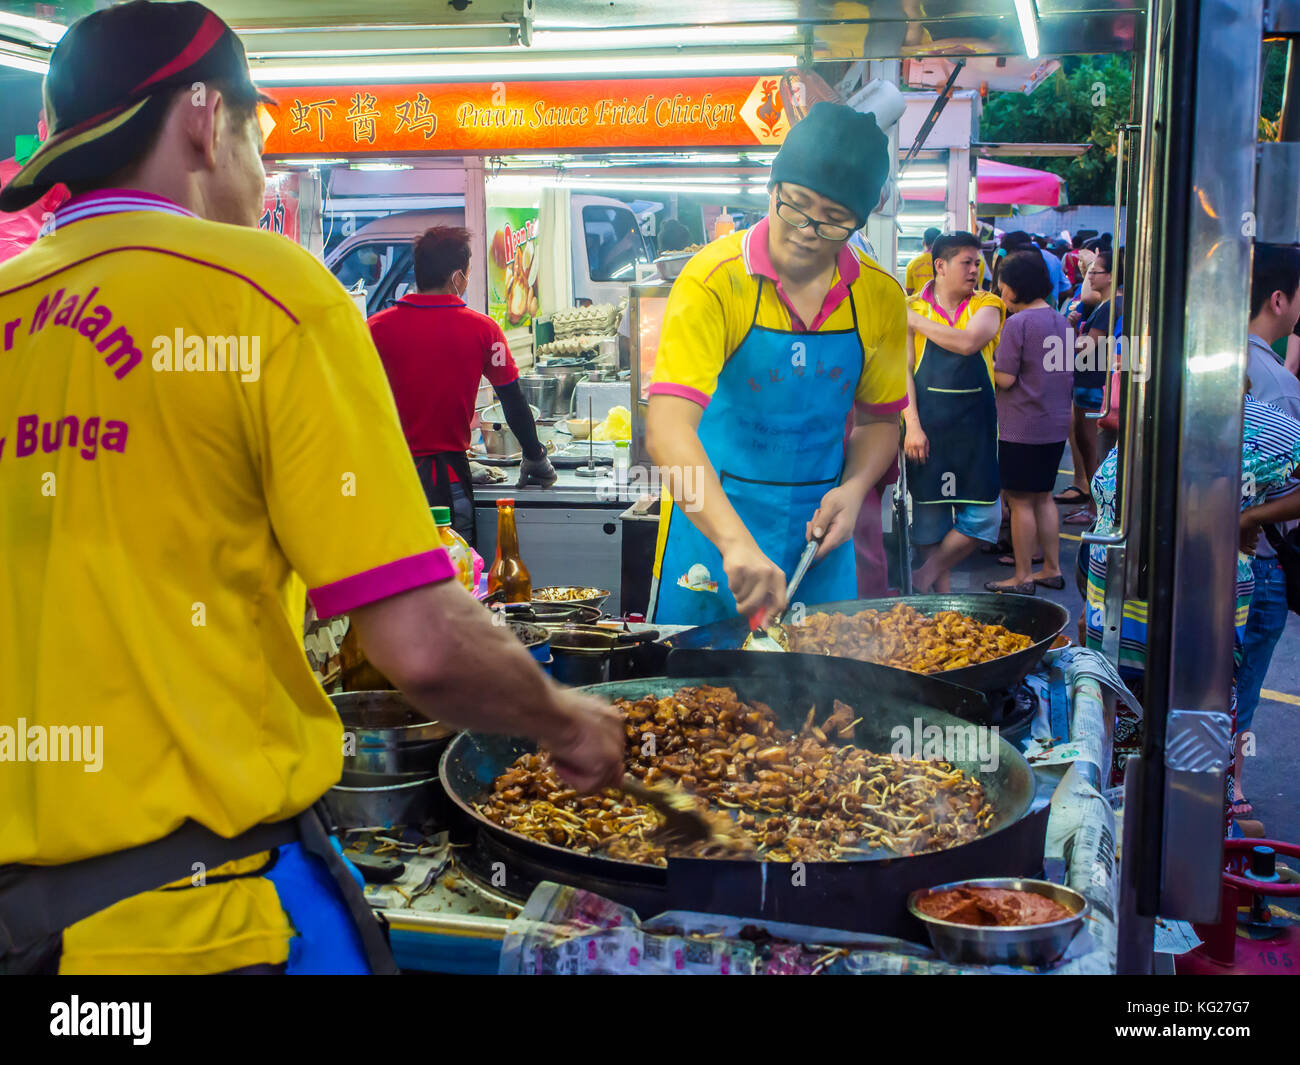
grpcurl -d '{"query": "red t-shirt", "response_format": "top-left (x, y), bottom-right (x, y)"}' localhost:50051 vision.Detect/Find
top-left (367, 294), bottom-right (520, 460)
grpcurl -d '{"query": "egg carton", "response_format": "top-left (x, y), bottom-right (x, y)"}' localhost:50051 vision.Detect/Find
top-left (552, 303), bottom-right (623, 338)
top-left (539, 333), bottom-right (610, 357)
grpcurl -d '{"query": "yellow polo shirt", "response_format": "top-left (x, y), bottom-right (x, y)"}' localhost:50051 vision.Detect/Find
top-left (647, 220), bottom-right (908, 580)
top-left (0, 190), bottom-right (453, 973)
top-left (649, 219), bottom-right (908, 415)
top-left (909, 283), bottom-right (1005, 384)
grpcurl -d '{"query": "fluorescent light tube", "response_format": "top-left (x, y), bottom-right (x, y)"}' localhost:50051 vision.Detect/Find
top-left (250, 52), bottom-right (799, 83)
top-left (1013, 0), bottom-right (1040, 61)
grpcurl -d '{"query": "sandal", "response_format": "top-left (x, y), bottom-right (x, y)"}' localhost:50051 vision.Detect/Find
top-left (1231, 796), bottom-right (1254, 817)
top-left (1053, 486), bottom-right (1089, 505)
top-left (984, 579), bottom-right (1036, 595)
top-left (1034, 574), bottom-right (1067, 590)
top-left (998, 554), bottom-right (1044, 566)
top-left (1063, 508), bottom-right (1096, 525)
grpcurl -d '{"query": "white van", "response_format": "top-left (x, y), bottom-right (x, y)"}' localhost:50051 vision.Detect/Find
top-left (324, 191), bottom-right (649, 319)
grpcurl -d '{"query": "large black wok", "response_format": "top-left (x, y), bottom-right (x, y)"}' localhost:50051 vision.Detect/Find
top-left (663, 593), bottom-right (1070, 699)
top-left (440, 652), bottom-right (1047, 935)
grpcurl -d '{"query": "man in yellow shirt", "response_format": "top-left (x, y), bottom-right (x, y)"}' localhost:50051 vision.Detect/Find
top-left (904, 227), bottom-right (941, 294)
top-left (0, 1), bottom-right (622, 976)
top-left (905, 227), bottom-right (986, 294)
top-left (644, 102), bottom-right (907, 626)
top-left (902, 232), bottom-right (1006, 593)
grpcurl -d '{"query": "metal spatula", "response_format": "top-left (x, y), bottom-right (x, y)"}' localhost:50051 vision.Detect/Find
top-left (743, 534), bottom-right (823, 653)
top-left (619, 774), bottom-right (755, 857)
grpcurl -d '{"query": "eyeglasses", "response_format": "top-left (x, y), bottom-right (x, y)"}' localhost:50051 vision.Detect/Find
top-left (773, 188), bottom-right (856, 242)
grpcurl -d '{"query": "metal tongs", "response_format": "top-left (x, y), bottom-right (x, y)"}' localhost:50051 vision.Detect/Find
top-left (619, 774), bottom-right (755, 858)
top-left (743, 532), bottom-right (823, 653)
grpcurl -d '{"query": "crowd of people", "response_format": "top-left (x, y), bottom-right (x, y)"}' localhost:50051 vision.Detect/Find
top-left (898, 223), bottom-right (1300, 824)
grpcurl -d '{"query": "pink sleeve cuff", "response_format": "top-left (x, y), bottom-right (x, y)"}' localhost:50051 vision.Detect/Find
top-left (646, 381), bottom-right (711, 408)
top-left (856, 395), bottom-right (909, 417)
top-left (309, 549), bottom-right (456, 617)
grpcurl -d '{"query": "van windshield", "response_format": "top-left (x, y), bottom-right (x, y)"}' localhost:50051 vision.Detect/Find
top-left (332, 242), bottom-right (410, 308)
top-left (583, 205), bottom-right (648, 282)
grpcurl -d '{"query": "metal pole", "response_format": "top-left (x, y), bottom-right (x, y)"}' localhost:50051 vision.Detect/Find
top-left (1140, 0), bottom-right (1261, 922)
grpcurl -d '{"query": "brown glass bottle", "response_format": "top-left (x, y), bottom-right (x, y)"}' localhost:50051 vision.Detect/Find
top-left (488, 498), bottom-right (532, 602)
top-left (338, 621), bottom-right (395, 691)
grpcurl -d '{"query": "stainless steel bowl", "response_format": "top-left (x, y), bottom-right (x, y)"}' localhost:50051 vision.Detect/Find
top-left (907, 878), bottom-right (1089, 967)
top-left (324, 776), bottom-right (441, 831)
top-left (654, 252), bottom-right (694, 280)
top-left (530, 586), bottom-right (610, 612)
top-left (331, 690), bottom-right (454, 780)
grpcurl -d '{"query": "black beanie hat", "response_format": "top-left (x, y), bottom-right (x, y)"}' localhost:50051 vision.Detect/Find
top-left (769, 101), bottom-right (890, 227)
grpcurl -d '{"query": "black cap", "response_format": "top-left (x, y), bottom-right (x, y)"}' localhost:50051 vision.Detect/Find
top-left (769, 102), bottom-right (890, 227)
top-left (0, 1), bottom-right (267, 212)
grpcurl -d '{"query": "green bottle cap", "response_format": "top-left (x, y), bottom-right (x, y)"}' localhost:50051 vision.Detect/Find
top-left (431, 506), bottom-right (452, 525)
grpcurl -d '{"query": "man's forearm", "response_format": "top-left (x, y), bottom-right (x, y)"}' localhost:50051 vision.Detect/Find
top-left (1242, 491), bottom-right (1300, 529)
top-left (495, 379), bottom-right (545, 460)
top-left (912, 317), bottom-right (984, 356)
top-left (841, 418), bottom-right (901, 498)
top-left (351, 581), bottom-right (574, 747)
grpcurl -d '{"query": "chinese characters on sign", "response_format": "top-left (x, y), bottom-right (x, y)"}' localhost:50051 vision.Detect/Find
top-left (346, 92), bottom-right (380, 144)
top-left (394, 92), bottom-right (437, 139)
top-left (288, 98), bottom-right (335, 140)
top-left (266, 77), bottom-right (790, 154)
top-left (289, 91), bottom-right (439, 145)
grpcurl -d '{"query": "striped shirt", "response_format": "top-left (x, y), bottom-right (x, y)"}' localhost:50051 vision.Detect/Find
top-left (1084, 396), bottom-right (1300, 677)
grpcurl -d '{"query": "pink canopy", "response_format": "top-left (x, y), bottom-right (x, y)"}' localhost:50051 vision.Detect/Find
top-left (906, 158), bottom-right (1065, 207)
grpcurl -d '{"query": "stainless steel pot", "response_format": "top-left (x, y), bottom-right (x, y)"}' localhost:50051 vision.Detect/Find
top-left (518, 375), bottom-right (559, 419)
top-left (533, 361), bottom-right (589, 415)
top-left (546, 626), bottom-right (658, 687)
top-left (324, 776), bottom-right (441, 831)
top-left (479, 401), bottom-right (541, 456)
top-left (332, 690), bottom-right (454, 782)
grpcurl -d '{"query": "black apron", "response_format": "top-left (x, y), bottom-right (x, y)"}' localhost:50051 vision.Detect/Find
top-left (415, 449), bottom-right (477, 548)
top-left (907, 334), bottom-right (1000, 506)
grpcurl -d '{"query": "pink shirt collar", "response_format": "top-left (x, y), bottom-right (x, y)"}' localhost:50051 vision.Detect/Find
top-left (742, 216), bottom-right (861, 332)
top-left (918, 279), bottom-right (970, 326)
top-left (52, 188), bottom-right (198, 229)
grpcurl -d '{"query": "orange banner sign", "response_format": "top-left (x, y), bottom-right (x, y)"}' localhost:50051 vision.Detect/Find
top-left (260, 76), bottom-right (791, 155)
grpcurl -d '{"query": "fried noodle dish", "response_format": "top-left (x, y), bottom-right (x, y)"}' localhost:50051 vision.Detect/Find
top-left (787, 603), bottom-right (1032, 673)
top-left (531, 586), bottom-right (607, 602)
top-left (476, 685), bottom-right (993, 867)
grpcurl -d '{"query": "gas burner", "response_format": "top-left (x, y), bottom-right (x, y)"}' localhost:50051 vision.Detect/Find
top-left (987, 683), bottom-right (1037, 741)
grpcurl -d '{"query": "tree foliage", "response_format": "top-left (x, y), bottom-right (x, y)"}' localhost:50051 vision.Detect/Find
top-left (978, 55), bottom-right (1133, 205)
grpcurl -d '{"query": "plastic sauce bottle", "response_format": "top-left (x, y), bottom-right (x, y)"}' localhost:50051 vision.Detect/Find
top-left (432, 506), bottom-right (475, 592)
top-left (488, 498), bottom-right (532, 602)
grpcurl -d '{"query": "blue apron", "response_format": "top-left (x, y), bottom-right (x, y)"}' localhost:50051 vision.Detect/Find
top-left (266, 839), bottom-right (372, 975)
top-left (907, 324), bottom-right (1000, 507)
top-left (650, 278), bottom-right (863, 626)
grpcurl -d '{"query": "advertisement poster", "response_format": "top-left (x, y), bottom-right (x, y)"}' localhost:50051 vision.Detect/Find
top-left (260, 76), bottom-right (790, 156)
top-left (259, 171), bottom-right (301, 244)
top-left (486, 205), bottom-right (541, 330)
